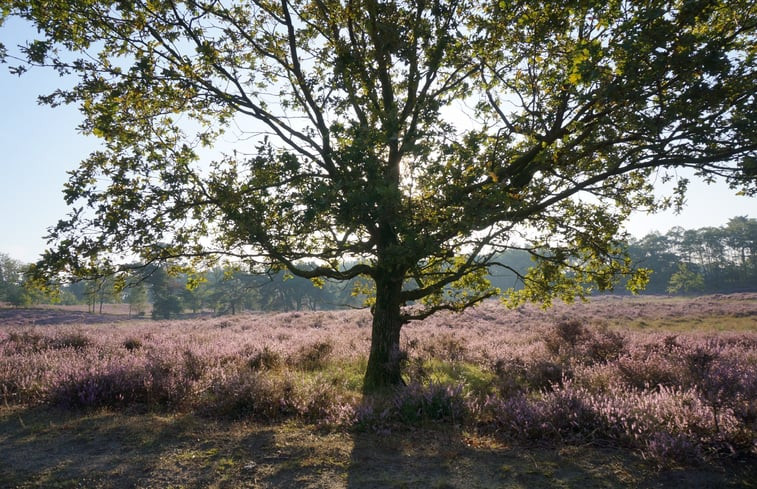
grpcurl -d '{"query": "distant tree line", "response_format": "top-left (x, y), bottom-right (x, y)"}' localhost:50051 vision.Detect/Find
top-left (0, 254), bottom-right (368, 317)
top-left (476, 216), bottom-right (757, 297)
top-left (1, 217), bottom-right (755, 314)
top-left (626, 216), bottom-right (757, 295)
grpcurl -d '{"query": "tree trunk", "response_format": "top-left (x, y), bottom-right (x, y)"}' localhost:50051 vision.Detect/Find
top-left (363, 275), bottom-right (405, 393)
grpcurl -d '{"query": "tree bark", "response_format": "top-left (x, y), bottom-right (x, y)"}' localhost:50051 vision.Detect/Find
top-left (363, 274), bottom-right (405, 393)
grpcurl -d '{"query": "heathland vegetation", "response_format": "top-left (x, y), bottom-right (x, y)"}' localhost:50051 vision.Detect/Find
top-left (1, 295), bottom-right (755, 487)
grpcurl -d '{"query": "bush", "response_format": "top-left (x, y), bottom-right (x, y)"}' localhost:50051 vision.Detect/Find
top-left (4, 331), bottom-right (50, 353)
top-left (290, 341), bottom-right (334, 371)
top-left (51, 365), bottom-right (149, 409)
top-left (527, 360), bottom-right (569, 391)
top-left (616, 351), bottom-right (682, 390)
top-left (122, 337), bottom-right (143, 351)
top-left (355, 382), bottom-right (468, 427)
top-left (51, 333), bottom-right (93, 350)
top-left (393, 382), bottom-right (467, 424)
top-left (585, 329), bottom-right (627, 363)
top-left (424, 334), bottom-right (467, 362)
top-left (545, 321), bottom-right (627, 365)
top-left (203, 369), bottom-right (355, 424)
top-left (248, 346), bottom-right (282, 371)
top-left (544, 320), bottom-right (587, 355)
top-left (204, 372), bottom-right (298, 420)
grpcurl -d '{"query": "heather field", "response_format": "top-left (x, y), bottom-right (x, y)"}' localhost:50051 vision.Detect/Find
top-left (1, 295), bottom-right (756, 488)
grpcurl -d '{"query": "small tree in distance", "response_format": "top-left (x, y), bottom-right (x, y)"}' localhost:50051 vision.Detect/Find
top-left (0, 253), bottom-right (24, 304)
top-left (2, 0), bottom-right (755, 392)
top-left (667, 263), bottom-right (705, 295)
top-left (126, 282), bottom-right (148, 317)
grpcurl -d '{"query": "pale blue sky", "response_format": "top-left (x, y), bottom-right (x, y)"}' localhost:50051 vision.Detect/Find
top-left (1, 17), bottom-right (756, 263)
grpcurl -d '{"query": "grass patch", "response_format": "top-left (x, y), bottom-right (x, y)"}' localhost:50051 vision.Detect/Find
top-left (622, 315), bottom-right (756, 332)
top-left (318, 359), bottom-right (368, 393)
top-left (406, 358), bottom-right (496, 398)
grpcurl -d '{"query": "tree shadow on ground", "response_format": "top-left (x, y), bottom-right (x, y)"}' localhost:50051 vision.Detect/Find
top-left (345, 425), bottom-right (757, 489)
top-left (1, 406), bottom-right (754, 488)
top-left (0, 406), bottom-right (277, 489)
top-left (344, 426), bottom-right (617, 489)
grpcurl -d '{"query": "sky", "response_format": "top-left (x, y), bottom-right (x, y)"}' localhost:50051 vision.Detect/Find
top-left (1, 18), bottom-right (756, 264)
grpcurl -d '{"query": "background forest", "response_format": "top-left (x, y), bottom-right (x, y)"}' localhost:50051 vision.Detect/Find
top-left (2, 216), bottom-right (755, 317)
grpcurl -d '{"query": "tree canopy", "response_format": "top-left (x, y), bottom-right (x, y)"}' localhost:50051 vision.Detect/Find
top-left (628, 216), bottom-right (757, 293)
top-left (2, 0), bottom-right (756, 391)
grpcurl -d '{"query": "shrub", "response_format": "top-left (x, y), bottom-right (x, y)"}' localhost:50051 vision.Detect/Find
top-left (389, 382), bottom-right (467, 424)
top-left (545, 321), bottom-right (627, 365)
top-left (616, 351), bottom-right (682, 391)
top-left (584, 329), bottom-right (627, 364)
top-left (248, 346), bottom-right (282, 371)
top-left (435, 334), bottom-right (468, 362)
top-left (644, 432), bottom-right (705, 467)
top-left (4, 331), bottom-right (51, 353)
top-left (203, 369), bottom-right (356, 424)
top-left (290, 341), bottom-right (334, 371)
top-left (544, 320), bottom-right (587, 355)
top-left (527, 360), bottom-right (569, 391)
top-left (204, 372), bottom-right (297, 420)
top-left (51, 364), bottom-right (149, 409)
top-left (51, 332), bottom-right (93, 350)
top-left (122, 337), bottom-right (143, 351)
top-left (491, 358), bottom-right (526, 397)
top-left (482, 387), bottom-right (598, 442)
top-left (182, 350), bottom-right (206, 381)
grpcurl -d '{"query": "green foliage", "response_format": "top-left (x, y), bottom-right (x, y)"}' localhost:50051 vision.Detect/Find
top-left (126, 282), bottom-right (148, 317)
top-left (0, 253), bottom-right (24, 304)
top-left (147, 265), bottom-right (185, 319)
top-left (3, 0), bottom-right (756, 389)
top-left (628, 217), bottom-right (757, 294)
top-left (667, 264), bottom-right (706, 295)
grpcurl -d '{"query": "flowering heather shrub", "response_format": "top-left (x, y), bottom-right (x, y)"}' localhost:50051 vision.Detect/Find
top-left (584, 329), bottom-right (627, 364)
top-left (616, 350), bottom-right (684, 391)
top-left (688, 354), bottom-right (757, 435)
top-left (50, 349), bottom-right (203, 409)
top-left (353, 382), bottom-right (468, 431)
top-left (545, 320), bottom-right (588, 354)
top-left (203, 370), bottom-right (299, 420)
top-left (417, 333), bottom-right (468, 362)
top-left (1, 295), bottom-right (756, 465)
top-left (3, 331), bottom-right (51, 354)
top-left (50, 332), bottom-right (94, 350)
top-left (492, 357), bottom-right (569, 395)
top-left (390, 381), bottom-right (467, 424)
top-left (51, 358), bottom-right (150, 408)
top-left (246, 346), bottom-right (283, 371)
top-left (545, 320), bottom-right (627, 365)
top-left (122, 337), bottom-right (143, 351)
top-left (203, 367), bottom-right (358, 424)
top-left (289, 340), bottom-right (334, 371)
top-left (643, 431), bottom-right (704, 466)
top-left (481, 391), bottom-right (595, 442)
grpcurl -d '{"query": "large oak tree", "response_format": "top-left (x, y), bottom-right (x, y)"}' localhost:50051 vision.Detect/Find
top-left (2, 0), bottom-right (755, 391)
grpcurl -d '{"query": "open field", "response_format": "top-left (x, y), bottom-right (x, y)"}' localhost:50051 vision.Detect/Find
top-left (1, 294), bottom-right (756, 488)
